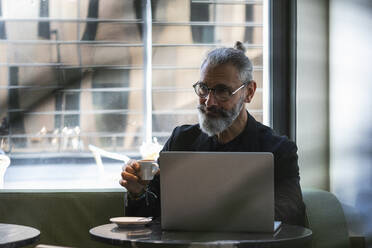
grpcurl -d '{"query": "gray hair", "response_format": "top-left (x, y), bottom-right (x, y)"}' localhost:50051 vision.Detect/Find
top-left (201, 41), bottom-right (253, 83)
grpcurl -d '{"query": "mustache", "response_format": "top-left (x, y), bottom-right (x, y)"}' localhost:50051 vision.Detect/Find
top-left (197, 104), bottom-right (229, 118)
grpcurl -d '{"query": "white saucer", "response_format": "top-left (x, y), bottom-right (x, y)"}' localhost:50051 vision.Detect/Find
top-left (110, 217), bottom-right (152, 227)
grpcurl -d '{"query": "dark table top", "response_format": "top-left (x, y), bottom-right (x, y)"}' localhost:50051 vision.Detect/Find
top-left (90, 221), bottom-right (312, 248)
top-left (0, 223), bottom-right (40, 248)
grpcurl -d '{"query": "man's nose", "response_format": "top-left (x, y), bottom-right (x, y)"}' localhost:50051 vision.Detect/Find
top-left (205, 91), bottom-right (218, 107)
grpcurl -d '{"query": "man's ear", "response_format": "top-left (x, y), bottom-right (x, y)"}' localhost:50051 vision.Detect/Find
top-left (244, 81), bottom-right (257, 103)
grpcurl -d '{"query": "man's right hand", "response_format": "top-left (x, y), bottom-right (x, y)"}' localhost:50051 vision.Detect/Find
top-left (119, 159), bottom-right (148, 196)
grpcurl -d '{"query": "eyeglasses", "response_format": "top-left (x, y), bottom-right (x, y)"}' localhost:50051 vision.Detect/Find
top-left (192, 82), bottom-right (247, 102)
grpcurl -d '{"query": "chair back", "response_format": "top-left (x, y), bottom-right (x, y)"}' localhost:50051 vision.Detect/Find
top-left (303, 188), bottom-right (350, 248)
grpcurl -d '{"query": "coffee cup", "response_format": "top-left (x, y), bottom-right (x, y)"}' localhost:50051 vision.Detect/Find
top-left (138, 160), bottom-right (159, 181)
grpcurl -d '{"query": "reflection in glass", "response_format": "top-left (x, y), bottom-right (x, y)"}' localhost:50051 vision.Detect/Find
top-left (153, 113), bottom-right (198, 134)
top-left (93, 23), bottom-right (143, 42)
top-left (152, 46), bottom-right (262, 67)
top-left (244, 4), bottom-right (254, 44)
top-left (80, 46), bottom-right (143, 66)
top-left (0, 117), bottom-right (9, 152)
top-left (8, 66), bottom-right (26, 148)
top-left (153, 90), bottom-right (195, 111)
top-left (92, 69), bottom-right (128, 148)
top-left (152, 1), bottom-right (263, 24)
top-left (0, 0), bottom-right (6, 40)
top-left (81, 0), bottom-right (99, 41)
top-left (152, 69), bottom-right (200, 88)
top-left (1, 0), bottom-right (265, 155)
top-left (152, 26), bottom-right (263, 45)
top-left (55, 69), bottom-right (82, 133)
top-left (190, 3), bottom-right (214, 43)
top-left (133, 0), bottom-right (158, 39)
top-left (38, 0), bottom-right (50, 39)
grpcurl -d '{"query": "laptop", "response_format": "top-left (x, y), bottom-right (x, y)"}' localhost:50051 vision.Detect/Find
top-left (159, 151), bottom-right (280, 233)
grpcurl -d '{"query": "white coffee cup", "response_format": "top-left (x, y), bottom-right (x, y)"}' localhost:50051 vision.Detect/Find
top-left (138, 160), bottom-right (159, 181)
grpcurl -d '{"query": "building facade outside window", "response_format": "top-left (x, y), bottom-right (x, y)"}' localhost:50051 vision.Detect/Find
top-left (0, 0), bottom-right (267, 188)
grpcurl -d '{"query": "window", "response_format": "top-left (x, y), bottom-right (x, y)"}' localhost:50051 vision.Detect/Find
top-left (0, 0), bottom-right (268, 188)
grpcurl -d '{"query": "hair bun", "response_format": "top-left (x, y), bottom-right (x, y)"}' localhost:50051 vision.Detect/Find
top-left (234, 41), bottom-right (246, 53)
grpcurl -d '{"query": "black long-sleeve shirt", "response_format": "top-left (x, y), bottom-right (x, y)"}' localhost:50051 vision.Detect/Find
top-left (126, 113), bottom-right (306, 226)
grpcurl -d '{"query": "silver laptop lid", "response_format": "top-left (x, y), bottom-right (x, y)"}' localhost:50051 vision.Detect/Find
top-left (159, 151), bottom-right (274, 232)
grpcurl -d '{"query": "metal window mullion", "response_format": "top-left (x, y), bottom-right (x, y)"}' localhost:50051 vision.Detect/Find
top-left (143, 0), bottom-right (152, 143)
top-left (75, 0), bottom-right (83, 152)
top-left (6, 40), bottom-right (12, 152)
top-left (77, 0), bottom-right (82, 66)
top-left (263, 0), bottom-right (270, 126)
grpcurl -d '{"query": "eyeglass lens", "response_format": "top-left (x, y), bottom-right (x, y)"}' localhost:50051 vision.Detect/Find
top-left (194, 83), bottom-right (231, 101)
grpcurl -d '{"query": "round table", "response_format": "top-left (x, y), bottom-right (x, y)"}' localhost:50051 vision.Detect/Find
top-left (90, 222), bottom-right (312, 248)
top-left (0, 223), bottom-right (40, 248)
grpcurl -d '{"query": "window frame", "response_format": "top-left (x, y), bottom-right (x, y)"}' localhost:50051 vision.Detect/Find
top-left (269, 0), bottom-right (297, 140)
top-left (1, 0), bottom-right (270, 163)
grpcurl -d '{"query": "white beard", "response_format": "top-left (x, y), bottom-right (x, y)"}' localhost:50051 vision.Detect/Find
top-left (197, 97), bottom-right (244, 136)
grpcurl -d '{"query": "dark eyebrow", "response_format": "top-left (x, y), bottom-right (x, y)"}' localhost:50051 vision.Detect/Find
top-left (199, 82), bottom-right (232, 91)
top-left (214, 84), bottom-right (232, 90)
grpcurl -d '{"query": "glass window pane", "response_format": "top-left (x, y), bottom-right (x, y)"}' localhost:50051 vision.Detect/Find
top-left (153, 1), bottom-right (263, 24)
top-left (86, 91), bottom-right (143, 111)
top-left (4, 22), bottom-right (142, 42)
top-left (4, 22), bottom-right (81, 41)
top-left (2, 0), bottom-right (39, 19)
top-left (153, 26), bottom-right (263, 45)
top-left (89, 68), bottom-right (143, 88)
top-left (215, 4), bottom-right (263, 24)
top-left (80, 46), bottom-right (143, 66)
top-left (0, 44), bottom-right (7, 63)
top-left (83, 0), bottom-right (139, 20)
top-left (4, 88), bottom-right (143, 114)
top-left (5, 88), bottom-right (56, 111)
top-left (246, 91), bottom-right (262, 110)
top-left (80, 23), bottom-right (142, 42)
top-left (251, 112), bottom-right (263, 123)
top-left (6, 44), bottom-right (59, 64)
top-left (152, 90), bottom-right (196, 111)
top-left (4, 22), bottom-right (40, 40)
top-left (49, 0), bottom-right (78, 19)
top-left (6, 112), bottom-right (143, 153)
top-left (152, 46), bottom-right (262, 67)
top-left (1, 0), bottom-right (267, 189)
top-left (152, 113), bottom-right (198, 134)
top-left (41, 0), bottom-right (141, 21)
top-left (152, 69), bottom-right (199, 88)
top-left (253, 70), bottom-right (263, 89)
top-left (4, 45), bottom-right (144, 67)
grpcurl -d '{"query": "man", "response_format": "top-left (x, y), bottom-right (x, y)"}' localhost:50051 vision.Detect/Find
top-left (120, 42), bottom-right (306, 226)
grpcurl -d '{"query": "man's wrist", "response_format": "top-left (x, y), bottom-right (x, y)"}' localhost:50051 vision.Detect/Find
top-left (128, 188), bottom-right (146, 200)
